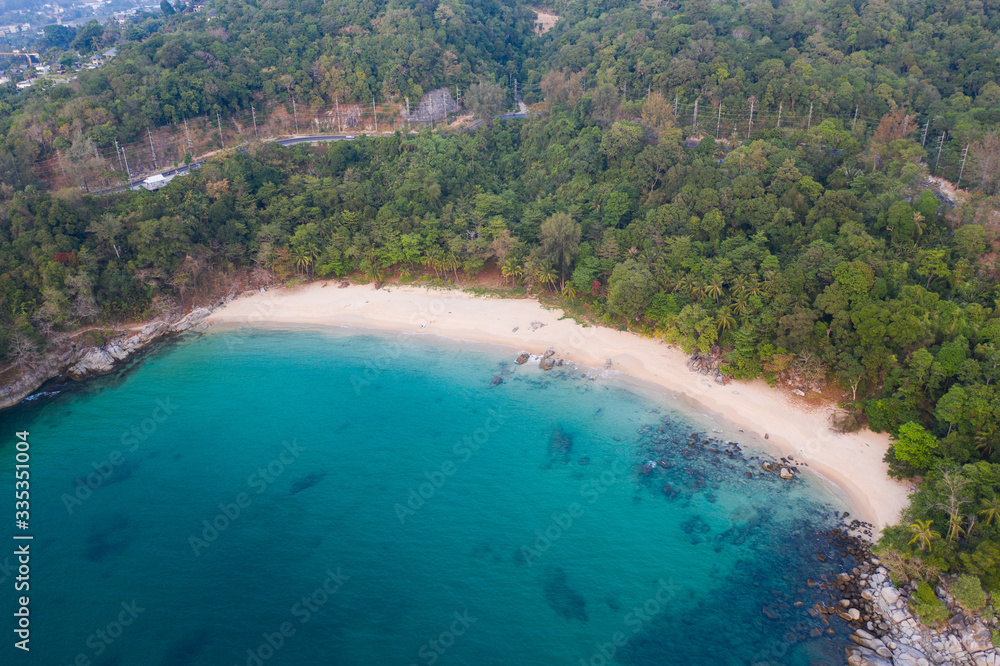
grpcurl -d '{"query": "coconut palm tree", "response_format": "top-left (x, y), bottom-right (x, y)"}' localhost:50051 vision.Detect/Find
top-left (444, 253), bottom-right (460, 279)
top-left (980, 495), bottom-right (1000, 526)
top-left (706, 275), bottom-right (725, 302)
top-left (422, 253), bottom-right (437, 278)
top-left (716, 306), bottom-right (736, 332)
top-left (733, 297), bottom-right (750, 317)
top-left (908, 519), bottom-right (941, 552)
top-left (562, 282), bottom-right (577, 299)
top-left (974, 425), bottom-right (996, 459)
top-left (690, 277), bottom-right (706, 301)
top-left (947, 514), bottom-right (968, 542)
top-left (536, 265), bottom-right (558, 292)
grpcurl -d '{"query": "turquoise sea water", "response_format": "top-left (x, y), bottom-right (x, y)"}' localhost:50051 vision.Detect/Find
top-left (0, 329), bottom-right (861, 665)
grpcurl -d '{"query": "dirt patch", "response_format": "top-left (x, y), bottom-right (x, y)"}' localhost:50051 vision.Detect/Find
top-left (530, 6), bottom-right (559, 35)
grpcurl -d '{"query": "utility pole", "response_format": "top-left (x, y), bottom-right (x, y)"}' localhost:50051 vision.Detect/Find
top-left (692, 97), bottom-right (699, 132)
top-left (716, 103), bottom-right (723, 138)
top-left (957, 143), bottom-right (969, 188)
top-left (934, 132), bottom-right (946, 174)
top-left (807, 102), bottom-right (813, 130)
top-left (55, 148), bottom-right (68, 184)
top-left (121, 145), bottom-right (133, 185)
top-left (114, 138), bottom-right (124, 173)
top-left (373, 95), bottom-right (378, 132)
top-left (851, 106), bottom-right (858, 132)
top-left (777, 102), bottom-right (782, 129)
top-left (217, 111), bottom-right (225, 148)
top-left (147, 127), bottom-right (157, 170)
top-left (673, 94), bottom-right (678, 119)
top-left (921, 120), bottom-right (930, 147)
top-left (747, 98), bottom-right (755, 138)
top-left (291, 97), bottom-right (298, 135)
top-left (336, 96), bottom-right (341, 131)
top-left (183, 117), bottom-right (193, 152)
top-left (252, 106), bottom-right (258, 138)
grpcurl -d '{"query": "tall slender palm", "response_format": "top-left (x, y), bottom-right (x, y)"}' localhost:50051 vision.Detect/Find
top-left (444, 253), bottom-right (460, 279)
top-left (908, 519), bottom-right (940, 552)
top-left (980, 495), bottom-right (1000, 526)
top-left (974, 425), bottom-right (996, 459)
top-left (731, 276), bottom-right (749, 297)
top-left (690, 277), bottom-right (706, 301)
top-left (716, 306), bottom-right (736, 332)
top-left (706, 275), bottom-right (725, 303)
top-left (537, 265), bottom-right (558, 292)
top-left (947, 514), bottom-right (967, 542)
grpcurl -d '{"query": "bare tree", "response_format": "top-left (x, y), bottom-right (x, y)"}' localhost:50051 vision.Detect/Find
top-left (971, 131), bottom-right (1000, 194)
top-left (9, 333), bottom-right (39, 371)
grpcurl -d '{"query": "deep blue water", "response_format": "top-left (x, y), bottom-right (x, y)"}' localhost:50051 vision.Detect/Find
top-left (0, 329), bottom-right (859, 665)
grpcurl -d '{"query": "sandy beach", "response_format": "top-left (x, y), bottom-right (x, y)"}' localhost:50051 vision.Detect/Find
top-left (205, 281), bottom-right (912, 533)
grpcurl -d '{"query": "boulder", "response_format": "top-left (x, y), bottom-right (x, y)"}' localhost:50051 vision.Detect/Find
top-left (515, 352), bottom-right (530, 365)
top-left (846, 645), bottom-right (893, 666)
top-left (960, 622), bottom-right (994, 653)
top-left (880, 586), bottom-right (900, 605)
top-left (67, 348), bottom-right (116, 378)
top-left (539, 357), bottom-right (555, 371)
top-left (780, 467), bottom-right (794, 479)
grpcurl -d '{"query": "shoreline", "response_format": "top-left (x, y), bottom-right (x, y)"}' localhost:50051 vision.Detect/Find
top-left (204, 281), bottom-right (912, 534)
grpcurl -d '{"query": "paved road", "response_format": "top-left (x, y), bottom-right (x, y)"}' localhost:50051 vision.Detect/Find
top-left (277, 134), bottom-right (356, 146)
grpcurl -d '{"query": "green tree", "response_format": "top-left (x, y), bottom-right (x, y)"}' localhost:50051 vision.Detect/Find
top-left (465, 80), bottom-right (507, 122)
top-left (537, 212), bottom-right (581, 291)
top-left (607, 260), bottom-right (656, 324)
top-left (893, 422), bottom-right (939, 472)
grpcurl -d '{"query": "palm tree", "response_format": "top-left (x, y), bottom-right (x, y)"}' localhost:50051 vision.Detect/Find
top-left (908, 519), bottom-right (941, 552)
top-left (562, 282), bottom-right (578, 299)
top-left (444, 253), bottom-right (460, 279)
top-left (974, 426), bottom-right (997, 459)
top-left (746, 275), bottom-right (762, 297)
top-left (536, 265), bottom-right (558, 292)
top-left (731, 277), bottom-right (748, 297)
top-left (291, 245), bottom-right (312, 275)
top-left (422, 253), bottom-right (437, 278)
top-left (716, 307), bottom-right (736, 332)
top-left (706, 275), bottom-right (725, 302)
top-left (733, 297), bottom-right (750, 317)
top-left (690, 277), bottom-right (706, 301)
top-left (980, 495), bottom-right (1000, 526)
top-left (947, 514), bottom-right (967, 542)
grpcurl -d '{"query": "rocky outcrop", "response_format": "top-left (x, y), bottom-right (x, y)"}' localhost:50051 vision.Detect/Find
top-left (846, 565), bottom-right (999, 666)
top-left (0, 307), bottom-right (213, 410)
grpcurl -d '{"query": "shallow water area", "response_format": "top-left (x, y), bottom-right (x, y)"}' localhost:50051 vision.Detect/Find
top-left (0, 328), bottom-right (861, 665)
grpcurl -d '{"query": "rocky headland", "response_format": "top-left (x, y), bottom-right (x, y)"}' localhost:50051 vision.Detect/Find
top-left (0, 306), bottom-right (214, 410)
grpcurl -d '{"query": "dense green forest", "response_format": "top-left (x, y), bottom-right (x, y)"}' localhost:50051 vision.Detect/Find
top-left (1, 0), bottom-right (999, 601)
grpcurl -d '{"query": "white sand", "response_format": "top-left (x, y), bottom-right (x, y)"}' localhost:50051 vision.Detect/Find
top-left (205, 282), bottom-right (912, 533)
